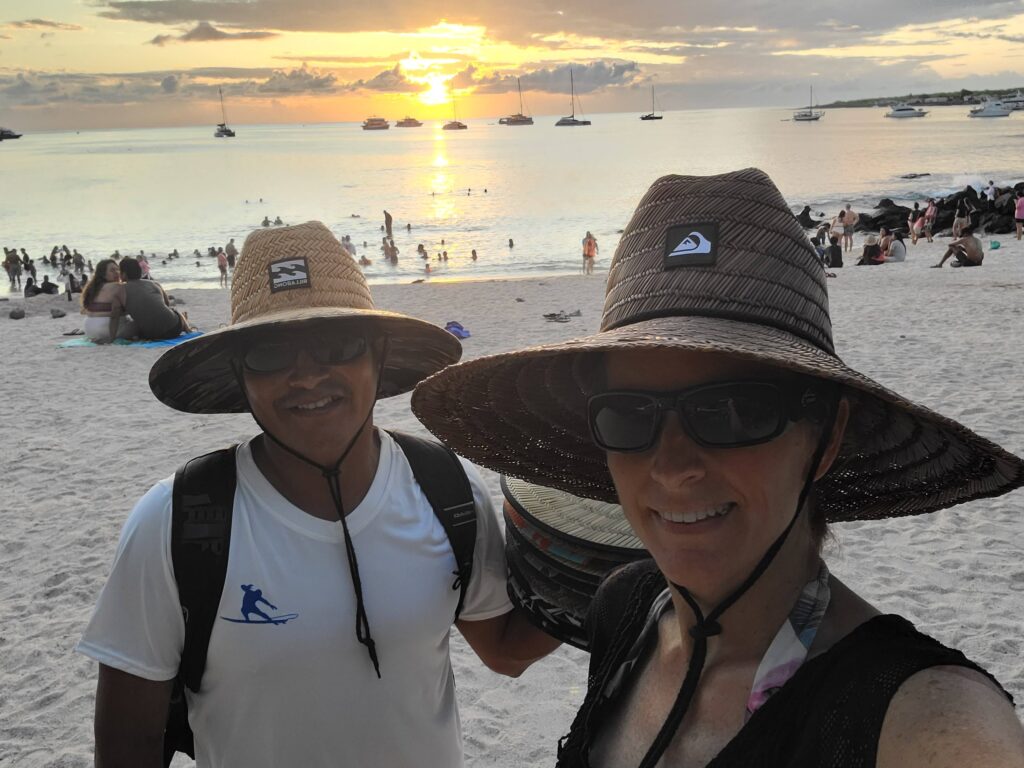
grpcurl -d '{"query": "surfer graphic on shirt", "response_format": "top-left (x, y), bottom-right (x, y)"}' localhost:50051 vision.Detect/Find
top-left (221, 584), bottom-right (298, 625)
top-left (241, 584), bottom-right (277, 622)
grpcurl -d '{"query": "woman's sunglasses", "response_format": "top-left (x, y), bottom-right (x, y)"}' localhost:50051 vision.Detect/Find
top-left (241, 336), bottom-right (368, 374)
top-left (588, 380), bottom-right (829, 453)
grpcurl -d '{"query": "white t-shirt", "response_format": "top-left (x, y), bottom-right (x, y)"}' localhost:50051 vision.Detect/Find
top-left (78, 431), bottom-right (513, 767)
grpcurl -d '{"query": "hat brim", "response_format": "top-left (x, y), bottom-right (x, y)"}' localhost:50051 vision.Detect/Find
top-left (151, 306), bottom-right (462, 413)
top-left (413, 315), bottom-right (1024, 522)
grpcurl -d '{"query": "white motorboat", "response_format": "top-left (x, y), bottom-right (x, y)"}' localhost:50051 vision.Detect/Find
top-left (362, 116), bottom-right (390, 130)
top-left (1000, 91), bottom-right (1024, 110)
top-left (969, 100), bottom-right (1011, 118)
top-left (500, 78), bottom-right (534, 125)
top-left (885, 103), bottom-right (928, 118)
top-left (214, 88), bottom-right (235, 137)
top-left (396, 117), bottom-right (423, 127)
top-left (555, 68), bottom-right (591, 126)
top-left (793, 86), bottom-right (824, 121)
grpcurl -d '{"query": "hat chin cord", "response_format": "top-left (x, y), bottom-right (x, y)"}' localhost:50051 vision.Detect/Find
top-left (637, 408), bottom-right (838, 768)
top-left (232, 337), bottom-right (392, 679)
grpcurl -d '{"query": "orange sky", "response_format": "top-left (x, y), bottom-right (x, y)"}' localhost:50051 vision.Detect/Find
top-left (5, 2), bottom-right (1024, 129)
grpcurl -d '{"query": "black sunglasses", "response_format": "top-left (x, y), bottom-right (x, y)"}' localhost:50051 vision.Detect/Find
top-left (588, 380), bottom-right (828, 453)
top-left (241, 335), bottom-right (369, 374)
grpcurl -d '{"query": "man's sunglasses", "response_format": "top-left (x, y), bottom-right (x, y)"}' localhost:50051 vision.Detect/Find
top-left (241, 336), bottom-right (368, 374)
top-left (587, 380), bottom-right (829, 453)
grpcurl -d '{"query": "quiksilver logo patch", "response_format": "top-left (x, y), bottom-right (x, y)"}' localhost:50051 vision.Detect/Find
top-left (663, 222), bottom-right (719, 268)
top-left (268, 258), bottom-right (311, 292)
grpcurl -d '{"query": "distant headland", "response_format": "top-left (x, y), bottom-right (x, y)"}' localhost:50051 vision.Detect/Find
top-left (818, 88), bottom-right (1024, 109)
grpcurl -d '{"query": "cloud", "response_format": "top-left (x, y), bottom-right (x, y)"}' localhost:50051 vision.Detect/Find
top-left (2, 18), bottom-right (84, 31)
top-left (257, 64), bottom-right (337, 93)
top-left (351, 64), bottom-right (420, 93)
top-left (452, 60), bottom-right (642, 94)
top-left (147, 21), bottom-right (277, 45)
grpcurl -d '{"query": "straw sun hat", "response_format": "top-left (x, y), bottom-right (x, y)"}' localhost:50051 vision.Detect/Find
top-left (413, 168), bottom-right (1024, 522)
top-left (150, 221), bottom-right (461, 413)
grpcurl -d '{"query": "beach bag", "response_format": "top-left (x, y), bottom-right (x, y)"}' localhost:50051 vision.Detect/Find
top-left (163, 431), bottom-right (477, 767)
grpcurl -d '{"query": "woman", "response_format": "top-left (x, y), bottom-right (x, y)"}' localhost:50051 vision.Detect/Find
top-left (923, 198), bottom-right (938, 243)
top-left (80, 258), bottom-right (134, 342)
top-left (412, 169), bottom-right (1024, 767)
top-left (1015, 191), bottom-right (1024, 241)
top-left (907, 203), bottom-right (924, 244)
top-left (857, 234), bottom-right (885, 265)
top-left (885, 229), bottom-right (907, 262)
top-left (952, 198), bottom-right (972, 238)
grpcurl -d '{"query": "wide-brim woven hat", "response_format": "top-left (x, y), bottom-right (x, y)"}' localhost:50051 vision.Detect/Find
top-left (151, 221), bottom-right (461, 413)
top-left (413, 168), bottom-right (1024, 522)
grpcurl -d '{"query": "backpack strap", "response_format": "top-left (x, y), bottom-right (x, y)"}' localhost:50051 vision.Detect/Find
top-left (171, 446), bottom-right (238, 692)
top-left (388, 431), bottom-right (476, 620)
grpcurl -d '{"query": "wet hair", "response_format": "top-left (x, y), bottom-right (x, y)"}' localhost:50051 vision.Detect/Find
top-left (119, 257), bottom-right (142, 280)
top-left (82, 259), bottom-right (118, 309)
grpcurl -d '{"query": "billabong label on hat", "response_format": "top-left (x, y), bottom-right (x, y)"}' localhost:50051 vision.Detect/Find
top-left (268, 258), bottom-right (311, 292)
top-left (664, 223), bottom-right (718, 269)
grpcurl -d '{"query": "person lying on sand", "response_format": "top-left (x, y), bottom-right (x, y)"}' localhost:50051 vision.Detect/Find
top-left (413, 168), bottom-right (1024, 768)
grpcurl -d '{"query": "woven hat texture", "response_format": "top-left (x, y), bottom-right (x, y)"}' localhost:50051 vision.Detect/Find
top-left (412, 168), bottom-right (1024, 522)
top-left (151, 221), bottom-right (461, 413)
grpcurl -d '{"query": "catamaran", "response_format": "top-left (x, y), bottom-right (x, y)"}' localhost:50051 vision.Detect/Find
top-left (500, 78), bottom-right (534, 125)
top-left (640, 86), bottom-right (663, 120)
top-left (555, 69), bottom-right (591, 126)
top-left (214, 88), bottom-right (235, 137)
top-left (792, 86), bottom-right (824, 122)
top-left (443, 102), bottom-right (467, 130)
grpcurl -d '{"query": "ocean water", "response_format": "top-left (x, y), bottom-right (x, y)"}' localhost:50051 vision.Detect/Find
top-left (2, 105), bottom-right (1023, 292)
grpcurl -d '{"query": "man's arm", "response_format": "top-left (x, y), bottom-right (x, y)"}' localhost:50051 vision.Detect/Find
top-left (105, 286), bottom-right (126, 343)
top-left (95, 664), bottom-right (174, 768)
top-left (457, 607), bottom-right (561, 678)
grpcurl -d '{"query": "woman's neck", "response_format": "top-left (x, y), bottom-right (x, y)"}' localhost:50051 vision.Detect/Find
top-left (666, 532), bottom-right (822, 669)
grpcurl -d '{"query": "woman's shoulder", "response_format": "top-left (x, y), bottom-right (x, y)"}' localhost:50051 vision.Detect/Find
top-left (877, 663), bottom-right (1023, 768)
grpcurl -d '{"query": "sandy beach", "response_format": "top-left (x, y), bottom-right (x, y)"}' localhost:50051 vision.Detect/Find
top-left (1, 234), bottom-right (1023, 766)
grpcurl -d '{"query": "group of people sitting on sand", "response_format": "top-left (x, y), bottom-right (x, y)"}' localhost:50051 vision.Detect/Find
top-left (79, 257), bottom-right (193, 343)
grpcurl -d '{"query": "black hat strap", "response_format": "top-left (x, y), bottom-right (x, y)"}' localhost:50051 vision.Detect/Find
top-left (232, 336), bottom-right (391, 679)
top-left (638, 407), bottom-right (838, 768)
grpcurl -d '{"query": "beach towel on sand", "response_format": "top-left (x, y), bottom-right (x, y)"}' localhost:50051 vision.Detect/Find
top-left (59, 331), bottom-right (202, 349)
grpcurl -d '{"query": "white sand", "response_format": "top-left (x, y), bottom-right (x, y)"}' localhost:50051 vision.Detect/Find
top-left (1, 235), bottom-right (1022, 766)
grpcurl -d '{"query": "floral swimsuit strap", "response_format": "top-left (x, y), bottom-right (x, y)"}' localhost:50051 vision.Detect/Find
top-left (745, 561), bottom-right (831, 719)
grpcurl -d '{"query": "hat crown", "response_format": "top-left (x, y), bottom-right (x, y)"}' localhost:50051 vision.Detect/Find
top-left (602, 168), bottom-right (834, 354)
top-left (230, 221), bottom-right (373, 324)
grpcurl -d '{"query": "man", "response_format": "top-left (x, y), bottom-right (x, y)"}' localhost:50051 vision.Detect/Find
top-left (224, 238), bottom-right (238, 269)
top-left (39, 275), bottom-right (59, 295)
top-left (932, 227), bottom-right (984, 268)
top-left (984, 180), bottom-right (998, 211)
top-left (78, 222), bottom-right (558, 767)
top-left (842, 204), bottom-right (858, 252)
top-left (106, 257), bottom-right (190, 342)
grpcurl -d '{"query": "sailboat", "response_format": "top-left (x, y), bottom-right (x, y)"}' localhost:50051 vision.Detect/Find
top-left (214, 87), bottom-right (236, 137)
top-left (555, 69), bottom-right (591, 126)
top-left (793, 86), bottom-right (824, 122)
top-left (640, 86), bottom-right (663, 120)
top-left (500, 78), bottom-right (534, 125)
top-left (443, 100), bottom-right (467, 130)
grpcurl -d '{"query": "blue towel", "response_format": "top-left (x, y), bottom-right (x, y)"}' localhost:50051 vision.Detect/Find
top-left (445, 322), bottom-right (471, 339)
top-left (59, 331), bottom-right (203, 349)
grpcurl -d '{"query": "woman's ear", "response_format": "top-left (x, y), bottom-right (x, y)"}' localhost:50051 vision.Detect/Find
top-left (815, 396), bottom-right (850, 481)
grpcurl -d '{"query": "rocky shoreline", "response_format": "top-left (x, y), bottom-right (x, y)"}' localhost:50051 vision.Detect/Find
top-left (797, 182), bottom-right (1022, 236)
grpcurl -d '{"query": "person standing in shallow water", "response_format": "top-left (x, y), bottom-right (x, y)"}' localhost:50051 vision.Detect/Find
top-left (413, 169), bottom-right (1024, 768)
top-left (582, 231), bottom-right (599, 275)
